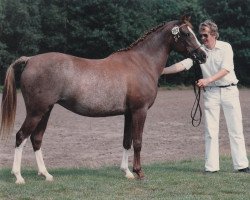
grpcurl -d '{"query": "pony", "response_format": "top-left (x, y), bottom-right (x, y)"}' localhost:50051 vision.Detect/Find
top-left (0, 15), bottom-right (206, 184)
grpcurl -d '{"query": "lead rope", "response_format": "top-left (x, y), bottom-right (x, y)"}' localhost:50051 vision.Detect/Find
top-left (190, 63), bottom-right (202, 127)
top-left (191, 83), bottom-right (202, 127)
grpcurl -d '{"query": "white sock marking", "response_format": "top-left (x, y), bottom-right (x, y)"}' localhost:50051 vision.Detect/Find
top-left (35, 149), bottom-right (53, 181)
top-left (120, 148), bottom-right (134, 179)
top-left (12, 139), bottom-right (27, 184)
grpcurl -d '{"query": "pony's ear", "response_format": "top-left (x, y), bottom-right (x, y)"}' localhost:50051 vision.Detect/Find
top-left (181, 14), bottom-right (191, 23)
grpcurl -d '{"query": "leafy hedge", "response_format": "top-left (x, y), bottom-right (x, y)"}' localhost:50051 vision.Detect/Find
top-left (0, 0), bottom-right (249, 86)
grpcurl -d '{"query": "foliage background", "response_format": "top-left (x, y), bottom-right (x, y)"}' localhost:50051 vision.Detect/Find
top-left (0, 0), bottom-right (249, 86)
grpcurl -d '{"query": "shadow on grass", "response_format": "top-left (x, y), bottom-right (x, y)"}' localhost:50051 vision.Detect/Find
top-left (0, 166), bottom-right (124, 184)
top-left (51, 166), bottom-right (122, 179)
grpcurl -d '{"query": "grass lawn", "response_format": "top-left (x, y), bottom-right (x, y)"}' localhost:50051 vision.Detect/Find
top-left (0, 157), bottom-right (249, 200)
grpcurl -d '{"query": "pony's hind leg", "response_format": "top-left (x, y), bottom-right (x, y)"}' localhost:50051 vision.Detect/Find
top-left (34, 149), bottom-right (53, 181)
top-left (30, 107), bottom-right (53, 181)
top-left (120, 112), bottom-right (135, 179)
top-left (12, 138), bottom-right (28, 184)
top-left (12, 115), bottom-right (43, 184)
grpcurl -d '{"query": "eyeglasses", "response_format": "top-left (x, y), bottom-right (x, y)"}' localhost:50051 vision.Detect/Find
top-left (199, 33), bottom-right (209, 38)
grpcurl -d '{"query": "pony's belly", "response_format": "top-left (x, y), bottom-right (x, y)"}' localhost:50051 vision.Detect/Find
top-left (76, 103), bottom-right (125, 117)
top-left (59, 79), bottom-right (128, 117)
top-left (58, 99), bottom-right (126, 117)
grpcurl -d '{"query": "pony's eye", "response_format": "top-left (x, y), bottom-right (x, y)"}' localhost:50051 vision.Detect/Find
top-left (185, 33), bottom-right (190, 37)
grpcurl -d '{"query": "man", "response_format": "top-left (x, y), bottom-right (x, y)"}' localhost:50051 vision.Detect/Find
top-left (162, 20), bottom-right (249, 173)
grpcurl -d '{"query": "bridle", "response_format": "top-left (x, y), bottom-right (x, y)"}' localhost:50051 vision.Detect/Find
top-left (171, 24), bottom-right (202, 61)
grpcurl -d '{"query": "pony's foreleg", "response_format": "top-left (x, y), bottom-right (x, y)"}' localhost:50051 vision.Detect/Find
top-left (121, 112), bottom-right (135, 179)
top-left (11, 138), bottom-right (27, 184)
top-left (35, 149), bottom-right (53, 181)
top-left (131, 109), bottom-right (147, 179)
top-left (120, 148), bottom-right (134, 179)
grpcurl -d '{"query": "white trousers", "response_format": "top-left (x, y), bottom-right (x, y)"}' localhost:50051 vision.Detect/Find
top-left (203, 86), bottom-right (249, 171)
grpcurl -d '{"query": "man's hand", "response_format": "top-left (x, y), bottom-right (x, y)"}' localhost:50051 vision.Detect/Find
top-left (196, 78), bottom-right (212, 88)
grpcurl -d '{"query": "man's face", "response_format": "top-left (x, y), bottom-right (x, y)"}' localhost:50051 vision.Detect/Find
top-left (199, 26), bottom-right (216, 49)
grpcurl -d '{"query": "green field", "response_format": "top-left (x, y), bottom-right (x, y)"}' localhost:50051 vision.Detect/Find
top-left (0, 157), bottom-right (249, 200)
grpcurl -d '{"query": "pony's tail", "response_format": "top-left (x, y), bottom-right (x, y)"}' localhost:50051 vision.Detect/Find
top-left (0, 56), bottom-right (29, 140)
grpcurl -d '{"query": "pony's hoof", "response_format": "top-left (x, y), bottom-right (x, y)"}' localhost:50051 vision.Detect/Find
top-left (136, 171), bottom-right (145, 180)
top-left (15, 178), bottom-right (25, 184)
top-left (121, 168), bottom-right (135, 179)
top-left (125, 171), bottom-right (135, 179)
top-left (133, 168), bottom-right (145, 180)
top-left (45, 174), bottom-right (54, 182)
top-left (138, 175), bottom-right (145, 180)
top-left (38, 172), bottom-right (53, 181)
top-left (12, 171), bottom-right (25, 184)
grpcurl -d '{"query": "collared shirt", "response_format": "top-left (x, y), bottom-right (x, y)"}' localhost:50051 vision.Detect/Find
top-left (180, 40), bottom-right (239, 86)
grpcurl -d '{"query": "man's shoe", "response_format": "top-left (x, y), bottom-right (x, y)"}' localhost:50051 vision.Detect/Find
top-left (238, 167), bottom-right (250, 173)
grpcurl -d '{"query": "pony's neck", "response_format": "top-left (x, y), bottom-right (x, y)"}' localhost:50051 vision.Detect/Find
top-left (130, 26), bottom-right (172, 77)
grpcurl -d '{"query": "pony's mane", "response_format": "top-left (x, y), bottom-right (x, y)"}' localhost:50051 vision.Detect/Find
top-left (116, 21), bottom-right (167, 52)
top-left (116, 19), bottom-right (193, 53)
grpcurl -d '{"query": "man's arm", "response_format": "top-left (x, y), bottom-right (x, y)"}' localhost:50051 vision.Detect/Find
top-left (196, 68), bottom-right (229, 87)
top-left (161, 58), bottom-right (193, 75)
top-left (161, 63), bottom-right (185, 74)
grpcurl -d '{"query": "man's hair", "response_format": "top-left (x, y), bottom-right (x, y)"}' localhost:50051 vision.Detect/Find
top-left (199, 20), bottom-right (219, 39)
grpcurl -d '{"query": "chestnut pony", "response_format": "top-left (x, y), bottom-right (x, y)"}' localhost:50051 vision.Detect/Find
top-left (0, 15), bottom-right (206, 184)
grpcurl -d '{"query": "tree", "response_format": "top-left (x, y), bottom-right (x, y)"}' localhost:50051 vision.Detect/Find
top-left (201, 0), bottom-right (250, 85)
top-left (66, 0), bottom-right (157, 58)
top-left (0, 0), bottom-right (42, 84)
top-left (39, 0), bottom-right (68, 53)
top-left (2, 0), bottom-right (42, 56)
top-left (0, 0), bottom-right (249, 86)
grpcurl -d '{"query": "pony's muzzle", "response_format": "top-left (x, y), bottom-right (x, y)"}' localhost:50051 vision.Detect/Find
top-left (191, 49), bottom-right (207, 64)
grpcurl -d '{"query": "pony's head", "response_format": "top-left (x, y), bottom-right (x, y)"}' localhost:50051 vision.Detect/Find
top-left (170, 15), bottom-right (207, 64)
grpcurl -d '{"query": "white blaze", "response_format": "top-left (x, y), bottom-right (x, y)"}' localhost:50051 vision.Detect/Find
top-left (188, 26), bottom-right (201, 46)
